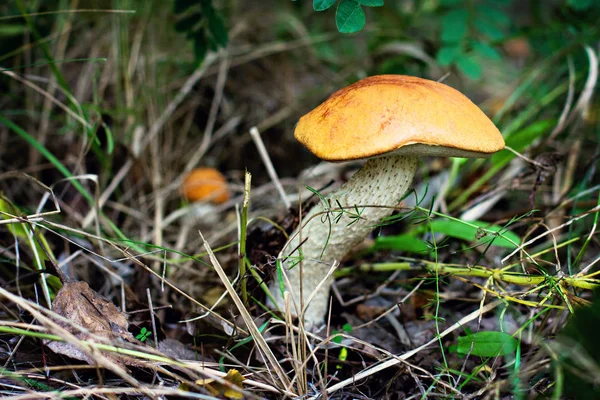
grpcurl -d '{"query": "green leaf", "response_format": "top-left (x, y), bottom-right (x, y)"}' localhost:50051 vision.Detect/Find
top-left (473, 19), bottom-right (506, 41)
top-left (437, 45), bottom-right (462, 66)
top-left (455, 331), bottom-right (518, 357)
top-left (456, 56), bottom-right (482, 79)
top-left (207, 11), bottom-right (228, 47)
top-left (336, 0), bottom-right (366, 33)
top-left (428, 220), bottom-right (521, 249)
top-left (314, 0), bottom-right (337, 11)
top-left (441, 9), bottom-right (468, 42)
top-left (331, 324), bottom-right (353, 345)
top-left (357, 0), bottom-right (384, 6)
top-left (475, 5), bottom-right (511, 27)
top-left (332, 333), bottom-right (343, 344)
top-left (208, 37), bottom-right (219, 51)
top-left (567, 0), bottom-right (595, 11)
top-left (374, 234), bottom-right (430, 254)
top-left (173, 0), bottom-right (228, 63)
top-left (471, 41), bottom-right (502, 60)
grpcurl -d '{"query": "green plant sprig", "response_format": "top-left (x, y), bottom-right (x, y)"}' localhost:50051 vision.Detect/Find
top-left (312, 0), bottom-right (384, 33)
top-left (435, 0), bottom-right (511, 79)
top-left (238, 171), bottom-right (251, 307)
top-left (173, 0), bottom-right (228, 63)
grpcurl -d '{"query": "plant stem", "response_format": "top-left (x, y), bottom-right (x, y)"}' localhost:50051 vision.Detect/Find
top-left (335, 260), bottom-right (600, 290)
top-left (239, 171), bottom-right (252, 306)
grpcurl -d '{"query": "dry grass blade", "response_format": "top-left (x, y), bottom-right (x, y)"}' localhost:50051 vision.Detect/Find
top-left (567, 46), bottom-right (598, 123)
top-left (249, 126), bottom-right (291, 209)
top-left (549, 46), bottom-right (598, 141)
top-left (0, 387), bottom-right (223, 400)
top-left (197, 230), bottom-right (296, 396)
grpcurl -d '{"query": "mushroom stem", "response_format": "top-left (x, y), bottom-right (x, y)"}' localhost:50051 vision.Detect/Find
top-left (271, 154), bottom-right (418, 326)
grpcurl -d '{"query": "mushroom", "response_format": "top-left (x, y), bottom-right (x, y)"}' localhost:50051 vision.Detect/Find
top-left (270, 75), bottom-right (505, 326)
top-left (180, 167), bottom-right (231, 227)
top-left (182, 167), bottom-right (230, 204)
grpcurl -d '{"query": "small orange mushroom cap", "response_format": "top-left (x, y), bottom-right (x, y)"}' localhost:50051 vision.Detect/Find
top-left (182, 168), bottom-right (230, 204)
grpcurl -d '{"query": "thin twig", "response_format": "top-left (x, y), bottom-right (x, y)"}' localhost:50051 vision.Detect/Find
top-left (146, 288), bottom-right (159, 348)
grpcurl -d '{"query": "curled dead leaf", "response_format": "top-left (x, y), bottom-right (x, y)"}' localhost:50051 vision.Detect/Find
top-left (44, 281), bottom-right (142, 366)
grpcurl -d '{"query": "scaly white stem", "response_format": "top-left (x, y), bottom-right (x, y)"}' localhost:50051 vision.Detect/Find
top-left (270, 154), bottom-right (418, 326)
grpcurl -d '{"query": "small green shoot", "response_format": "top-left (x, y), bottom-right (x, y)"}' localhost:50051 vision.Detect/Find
top-left (135, 327), bottom-right (152, 342)
top-left (331, 323), bottom-right (352, 369)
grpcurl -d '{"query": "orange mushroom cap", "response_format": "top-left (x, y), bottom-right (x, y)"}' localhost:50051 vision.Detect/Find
top-left (295, 75), bottom-right (505, 162)
top-left (182, 168), bottom-right (230, 204)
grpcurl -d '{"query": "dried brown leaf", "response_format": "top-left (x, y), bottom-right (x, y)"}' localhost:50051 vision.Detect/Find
top-left (45, 281), bottom-right (141, 366)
